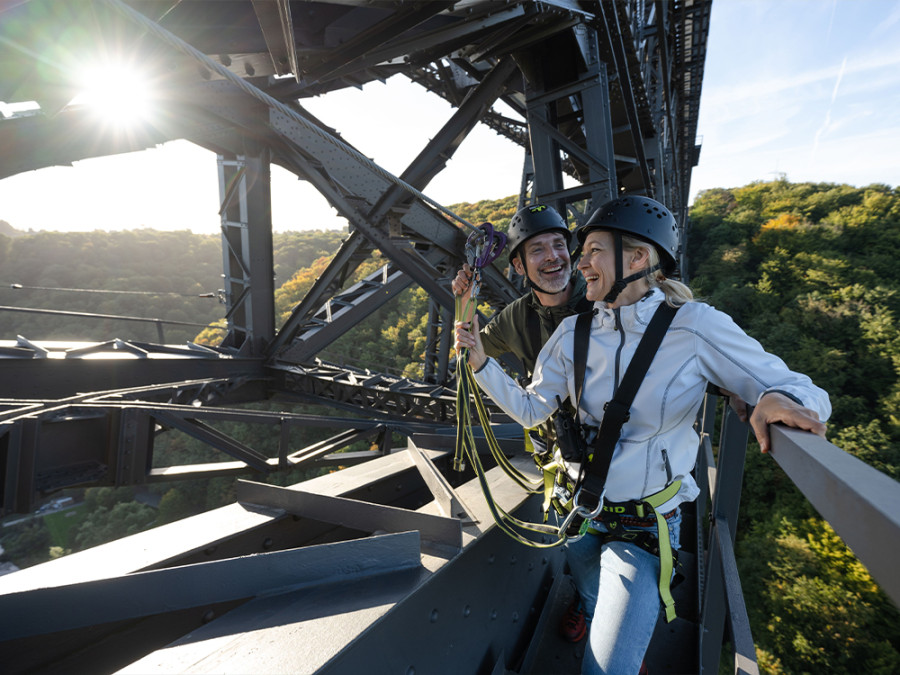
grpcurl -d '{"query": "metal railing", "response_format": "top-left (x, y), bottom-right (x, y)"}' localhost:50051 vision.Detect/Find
top-left (695, 393), bottom-right (900, 674)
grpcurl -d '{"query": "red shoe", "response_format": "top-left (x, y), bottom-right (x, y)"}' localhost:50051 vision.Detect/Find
top-left (559, 597), bottom-right (587, 643)
top-left (639, 660), bottom-right (649, 675)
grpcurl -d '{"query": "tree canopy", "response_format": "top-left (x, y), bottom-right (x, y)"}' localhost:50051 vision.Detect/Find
top-left (687, 179), bottom-right (900, 674)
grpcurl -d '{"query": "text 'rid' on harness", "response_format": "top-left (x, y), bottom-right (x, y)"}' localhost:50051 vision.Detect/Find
top-left (454, 224), bottom-right (682, 622)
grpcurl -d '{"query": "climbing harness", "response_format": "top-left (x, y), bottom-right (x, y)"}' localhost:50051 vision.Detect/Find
top-left (561, 300), bottom-right (683, 622)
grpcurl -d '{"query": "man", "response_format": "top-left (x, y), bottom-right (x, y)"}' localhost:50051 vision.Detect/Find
top-left (452, 203), bottom-right (593, 642)
top-left (452, 204), bottom-right (592, 379)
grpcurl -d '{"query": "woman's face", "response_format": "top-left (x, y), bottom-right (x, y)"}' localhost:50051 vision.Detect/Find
top-left (577, 230), bottom-right (649, 304)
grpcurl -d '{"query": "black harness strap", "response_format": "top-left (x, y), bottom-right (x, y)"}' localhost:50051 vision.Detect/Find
top-left (573, 309), bottom-right (596, 407)
top-left (578, 301), bottom-right (679, 505)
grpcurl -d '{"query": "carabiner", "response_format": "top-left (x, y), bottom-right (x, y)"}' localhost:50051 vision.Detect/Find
top-left (559, 487), bottom-right (606, 542)
top-left (466, 222), bottom-right (507, 268)
top-left (573, 487), bottom-right (606, 520)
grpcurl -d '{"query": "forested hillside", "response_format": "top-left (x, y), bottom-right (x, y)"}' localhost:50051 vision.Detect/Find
top-left (0, 228), bottom-right (346, 344)
top-left (687, 180), bottom-right (900, 673)
top-left (2, 183), bottom-right (899, 672)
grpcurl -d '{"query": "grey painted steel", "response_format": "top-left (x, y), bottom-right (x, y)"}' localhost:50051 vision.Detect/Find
top-left (316, 499), bottom-right (565, 675)
top-left (153, 410), bottom-right (273, 473)
top-left (276, 264), bottom-right (413, 364)
top-left (0, 531), bottom-right (422, 640)
top-left (407, 440), bottom-right (478, 522)
top-left (0, 350), bottom-right (265, 401)
top-left (700, 405), bottom-right (751, 674)
top-left (271, 359), bottom-right (460, 423)
top-left (217, 149), bottom-right (276, 355)
top-left (597, 2), bottom-right (653, 196)
top-left (768, 425), bottom-right (900, 606)
top-left (714, 517), bottom-right (761, 675)
top-left (236, 478), bottom-right (463, 554)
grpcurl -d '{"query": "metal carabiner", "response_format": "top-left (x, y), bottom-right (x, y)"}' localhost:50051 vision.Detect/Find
top-left (573, 486), bottom-right (606, 520)
top-left (559, 503), bottom-right (591, 542)
top-left (559, 487), bottom-right (606, 542)
top-left (466, 222), bottom-right (507, 268)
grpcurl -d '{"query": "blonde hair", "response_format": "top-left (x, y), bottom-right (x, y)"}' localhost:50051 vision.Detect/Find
top-left (621, 234), bottom-right (694, 306)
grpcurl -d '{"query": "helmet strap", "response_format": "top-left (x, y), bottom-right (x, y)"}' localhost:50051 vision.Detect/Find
top-left (602, 232), bottom-right (661, 304)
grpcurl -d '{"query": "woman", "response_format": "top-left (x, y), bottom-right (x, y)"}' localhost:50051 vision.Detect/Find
top-left (455, 196), bottom-right (830, 674)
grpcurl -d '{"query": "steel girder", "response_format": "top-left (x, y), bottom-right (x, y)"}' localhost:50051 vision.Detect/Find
top-left (0, 372), bottom-right (459, 514)
top-left (0, 0), bottom-right (712, 509)
top-left (0, 445), bottom-right (567, 674)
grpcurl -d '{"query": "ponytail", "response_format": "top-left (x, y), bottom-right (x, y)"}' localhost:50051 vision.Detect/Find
top-left (621, 234), bottom-right (694, 307)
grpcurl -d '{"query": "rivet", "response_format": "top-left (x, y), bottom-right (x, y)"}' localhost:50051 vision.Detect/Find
top-left (430, 609), bottom-right (439, 623)
top-left (463, 605), bottom-right (471, 617)
top-left (262, 538), bottom-right (274, 550)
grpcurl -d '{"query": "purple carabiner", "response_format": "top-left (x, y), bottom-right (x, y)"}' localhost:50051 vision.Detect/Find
top-left (466, 222), bottom-right (507, 268)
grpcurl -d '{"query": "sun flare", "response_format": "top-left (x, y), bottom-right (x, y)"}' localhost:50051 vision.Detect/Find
top-left (74, 62), bottom-right (153, 126)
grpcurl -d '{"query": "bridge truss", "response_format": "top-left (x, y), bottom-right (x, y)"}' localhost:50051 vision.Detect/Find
top-left (0, 2), bottom-right (720, 673)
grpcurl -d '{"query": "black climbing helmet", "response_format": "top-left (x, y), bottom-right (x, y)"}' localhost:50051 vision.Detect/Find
top-left (575, 196), bottom-right (679, 275)
top-left (507, 204), bottom-right (571, 260)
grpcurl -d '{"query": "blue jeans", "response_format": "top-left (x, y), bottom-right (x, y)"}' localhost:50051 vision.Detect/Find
top-left (565, 510), bottom-right (682, 675)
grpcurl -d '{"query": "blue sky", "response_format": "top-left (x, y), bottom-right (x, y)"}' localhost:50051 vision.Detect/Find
top-left (0, 0), bottom-right (898, 233)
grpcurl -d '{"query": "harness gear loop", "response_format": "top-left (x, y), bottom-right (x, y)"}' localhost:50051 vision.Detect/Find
top-left (586, 480), bottom-right (683, 623)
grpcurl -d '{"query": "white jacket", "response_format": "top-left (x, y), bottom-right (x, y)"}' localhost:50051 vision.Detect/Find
top-left (473, 288), bottom-right (832, 513)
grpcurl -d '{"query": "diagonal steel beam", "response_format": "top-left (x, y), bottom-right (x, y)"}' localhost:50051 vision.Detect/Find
top-left (596, 2), bottom-right (654, 194)
top-left (301, 2), bottom-right (454, 85)
top-left (0, 531), bottom-right (422, 640)
top-left (153, 410), bottom-right (272, 473)
top-left (267, 230), bottom-right (376, 355)
top-left (236, 479), bottom-right (462, 554)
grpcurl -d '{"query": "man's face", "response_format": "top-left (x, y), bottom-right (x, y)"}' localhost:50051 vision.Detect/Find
top-left (512, 231), bottom-right (572, 294)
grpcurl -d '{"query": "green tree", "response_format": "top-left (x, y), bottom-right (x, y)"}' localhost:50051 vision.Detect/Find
top-left (72, 502), bottom-right (157, 550)
top-left (689, 180), bottom-right (900, 672)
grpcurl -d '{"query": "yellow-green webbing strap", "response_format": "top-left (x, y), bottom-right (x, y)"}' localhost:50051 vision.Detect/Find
top-left (643, 480), bottom-right (682, 623)
top-left (453, 295), bottom-right (566, 548)
top-left (454, 295), bottom-right (541, 490)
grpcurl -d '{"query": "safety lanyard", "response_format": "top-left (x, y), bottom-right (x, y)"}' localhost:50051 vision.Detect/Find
top-left (454, 223), bottom-right (577, 548)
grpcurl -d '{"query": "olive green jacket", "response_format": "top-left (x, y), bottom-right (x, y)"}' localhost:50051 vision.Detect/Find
top-left (481, 273), bottom-right (591, 381)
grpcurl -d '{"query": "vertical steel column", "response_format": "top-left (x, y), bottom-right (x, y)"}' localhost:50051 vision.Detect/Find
top-left (577, 23), bottom-right (618, 205)
top-left (525, 22), bottom-right (617, 218)
top-left (526, 84), bottom-right (565, 214)
top-left (699, 405), bottom-right (751, 673)
top-left (1, 419), bottom-right (38, 515)
top-left (422, 299), bottom-right (453, 385)
top-left (217, 146), bottom-right (275, 355)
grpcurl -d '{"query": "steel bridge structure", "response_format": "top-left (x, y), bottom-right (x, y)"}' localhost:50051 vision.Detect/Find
top-left (1, 2), bottom-right (898, 674)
